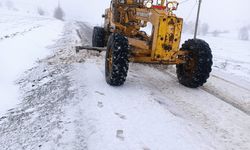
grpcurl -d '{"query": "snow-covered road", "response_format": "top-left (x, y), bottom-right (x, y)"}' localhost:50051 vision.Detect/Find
top-left (0, 13), bottom-right (250, 150)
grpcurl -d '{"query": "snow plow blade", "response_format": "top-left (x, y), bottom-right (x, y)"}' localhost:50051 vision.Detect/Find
top-left (75, 46), bottom-right (106, 53)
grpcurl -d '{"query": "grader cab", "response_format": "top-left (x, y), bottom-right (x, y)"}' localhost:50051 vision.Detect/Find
top-left (91, 0), bottom-right (213, 88)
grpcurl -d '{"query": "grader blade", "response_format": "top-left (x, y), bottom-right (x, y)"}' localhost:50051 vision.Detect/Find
top-left (75, 46), bottom-right (106, 53)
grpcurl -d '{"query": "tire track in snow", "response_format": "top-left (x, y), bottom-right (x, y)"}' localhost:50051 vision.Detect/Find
top-left (0, 26), bottom-right (41, 41)
top-left (201, 86), bottom-right (250, 115)
top-left (211, 74), bottom-right (250, 92)
top-left (75, 21), bottom-right (92, 45)
top-left (158, 67), bottom-right (250, 116)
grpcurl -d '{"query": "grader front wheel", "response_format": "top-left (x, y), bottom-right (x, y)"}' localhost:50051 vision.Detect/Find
top-left (105, 33), bottom-right (129, 86)
top-left (176, 39), bottom-right (213, 88)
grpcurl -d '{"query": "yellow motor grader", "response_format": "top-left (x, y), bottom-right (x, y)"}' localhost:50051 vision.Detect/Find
top-left (89, 0), bottom-right (213, 88)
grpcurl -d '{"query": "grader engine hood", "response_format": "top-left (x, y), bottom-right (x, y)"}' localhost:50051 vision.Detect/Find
top-left (152, 16), bottom-right (183, 61)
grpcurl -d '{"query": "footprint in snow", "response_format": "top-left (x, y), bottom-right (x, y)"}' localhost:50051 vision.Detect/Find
top-left (97, 102), bottom-right (104, 108)
top-left (114, 112), bottom-right (126, 120)
top-left (116, 130), bottom-right (125, 141)
top-left (95, 91), bottom-right (105, 96)
top-left (0, 116), bottom-right (7, 122)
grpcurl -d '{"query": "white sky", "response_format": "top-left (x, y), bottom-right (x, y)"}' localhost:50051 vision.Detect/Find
top-left (1, 0), bottom-right (250, 30)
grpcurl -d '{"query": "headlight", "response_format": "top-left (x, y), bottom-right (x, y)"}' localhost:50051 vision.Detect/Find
top-left (167, 1), bottom-right (179, 11)
top-left (144, 0), bottom-right (153, 8)
top-left (167, 3), bottom-right (173, 9)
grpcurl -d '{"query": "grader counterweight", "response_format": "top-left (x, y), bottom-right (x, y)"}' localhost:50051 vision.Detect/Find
top-left (89, 0), bottom-right (213, 88)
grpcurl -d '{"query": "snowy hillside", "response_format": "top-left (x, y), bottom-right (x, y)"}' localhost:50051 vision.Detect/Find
top-left (0, 9), bottom-right (64, 116)
top-left (0, 9), bottom-right (250, 150)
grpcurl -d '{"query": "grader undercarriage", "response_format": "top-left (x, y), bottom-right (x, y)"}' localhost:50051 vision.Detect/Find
top-left (78, 0), bottom-right (213, 88)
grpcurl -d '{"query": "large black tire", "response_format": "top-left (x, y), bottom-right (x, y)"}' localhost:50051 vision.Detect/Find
top-left (92, 26), bottom-right (105, 47)
top-left (176, 39), bottom-right (213, 88)
top-left (105, 33), bottom-right (129, 86)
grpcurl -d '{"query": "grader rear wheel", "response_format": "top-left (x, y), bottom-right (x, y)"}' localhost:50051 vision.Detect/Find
top-left (176, 39), bottom-right (213, 88)
top-left (92, 26), bottom-right (105, 47)
top-left (105, 33), bottom-right (129, 86)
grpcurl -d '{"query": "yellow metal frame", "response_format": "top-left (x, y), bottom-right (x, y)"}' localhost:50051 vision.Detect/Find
top-left (103, 0), bottom-right (186, 65)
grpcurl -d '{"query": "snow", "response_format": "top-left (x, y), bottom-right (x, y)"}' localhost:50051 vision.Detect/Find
top-left (0, 10), bottom-right (64, 116)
